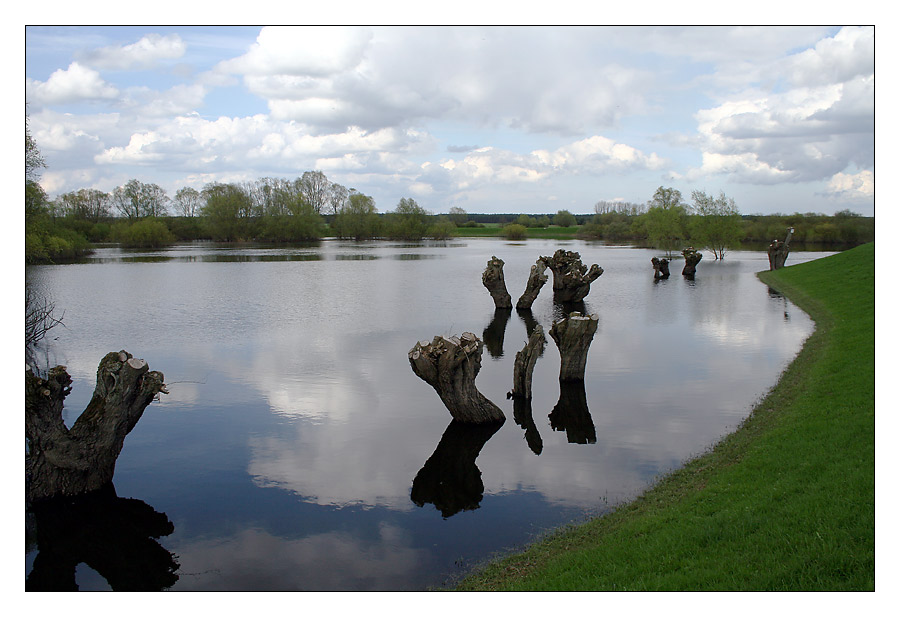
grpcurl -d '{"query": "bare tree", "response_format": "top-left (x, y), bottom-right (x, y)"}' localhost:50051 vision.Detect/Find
top-left (26, 287), bottom-right (64, 367)
top-left (300, 170), bottom-right (330, 215)
top-left (174, 187), bottom-right (203, 217)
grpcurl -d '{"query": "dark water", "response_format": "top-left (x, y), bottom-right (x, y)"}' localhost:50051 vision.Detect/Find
top-left (25, 239), bottom-right (828, 591)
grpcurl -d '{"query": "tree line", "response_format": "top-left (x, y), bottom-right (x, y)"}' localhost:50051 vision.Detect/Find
top-left (26, 119), bottom-right (873, 264)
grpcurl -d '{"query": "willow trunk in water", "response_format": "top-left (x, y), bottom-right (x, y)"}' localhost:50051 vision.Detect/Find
top-left (26, 351), bottom-right (167, 503)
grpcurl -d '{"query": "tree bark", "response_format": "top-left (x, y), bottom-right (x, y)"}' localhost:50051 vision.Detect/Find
top-left (26, 351), bottom-right (167, 503)
top-left (540, 249), bottom-right (603, 303)
top-left (408, 333), bottom-right (505, 423)
top-left (511, 324), bottom-right (546, 399)
top-left (516, 259), bottom-right (549, 309)
top-left (549, 312), bottom-right (599, 381)
top-left (768, 227), bottom-right (794, 270)
top-left (681, 247), bottom-right (703, 278)
top-left (651, 256), bottom-right (670, 279)
top-left (482, 255), bottom-right (512, 309)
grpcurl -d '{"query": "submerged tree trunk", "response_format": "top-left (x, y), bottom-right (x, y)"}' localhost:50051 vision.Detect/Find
top-left (540, 249), bottom-right (603, 303)
top-left (482, 255), bottom-right (512, 309)
top-left (26, 351), bottom-right (167, 504)
top-left (516, 259), bottom-right (549, 309)
top-left (768, 227), bottom-right (794, 270)
top-left (549, 312), bottom-right (599, 381)
top-left (651, 257), bottom-right (670, 279)
top-left (510, 324), bottom-right (546, 400)
top-left (682, 247), bottom-right (703, 278)
top-left (408, 333), bottom-right (505, 423)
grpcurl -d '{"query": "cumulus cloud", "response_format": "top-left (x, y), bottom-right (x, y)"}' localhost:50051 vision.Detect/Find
top-left (80, 33), bottom-right (187, 70)
top-left (826, 170), bottom-right (874, 199)
top-left (686, 26), bottom-right (873, 186)
top-left (26, 62), bottom-right (119, 105)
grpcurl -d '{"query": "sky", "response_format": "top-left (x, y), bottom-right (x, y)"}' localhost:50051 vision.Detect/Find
top-left (24, 23), bottom-right (875, 216)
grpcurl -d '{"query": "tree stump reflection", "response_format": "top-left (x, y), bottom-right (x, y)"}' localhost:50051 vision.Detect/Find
top-left (548, 380), bottom-right (596, 444)
top-left (411, 419), bottom-right (504, 518)
top-left (26, 484), bottom-right (179, 591)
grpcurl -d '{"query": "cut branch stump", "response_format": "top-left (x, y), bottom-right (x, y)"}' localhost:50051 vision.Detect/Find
top-left (768, 227), bottom-right (794, 270)
top-left (511, 324), bottom-right (546, 400)
top-left (482, 255), bottom-right (512, 309)
top-left (681, 248), bottom-right (703, 278)
top-left (549, 312), bottom-right (599, 381)
top-left (651, 257), bottom-right (671, 279)
top-left (408, 333), bottom-right (505, 423)
top-left (516, 259), bottom-right (549, 309)
top-left (540, 249), bottom-right (603, 303)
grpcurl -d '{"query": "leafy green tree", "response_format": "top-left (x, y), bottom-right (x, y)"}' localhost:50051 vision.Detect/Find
top-left (333, 191), bottom-right (380, 240)
top-left (690, 190), bottom-right (742, 259)
top-left (517, 214), bottom-right (534, 228)
top-left (501, 223), bottom-right (528, 240)
top-left (386, 197), bottom-right (430, 240)
top-left (56, 189), bottom-right (111, 223)
top-left (644, 187), bottom-right (689, 256)
top-left (201, 182), bottom-right (254, 241)
top-left (553, 210), bottom-right (577, 228)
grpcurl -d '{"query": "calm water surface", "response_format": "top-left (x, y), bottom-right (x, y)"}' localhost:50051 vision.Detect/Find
top-left (25, 239), bottom-right (829, 590)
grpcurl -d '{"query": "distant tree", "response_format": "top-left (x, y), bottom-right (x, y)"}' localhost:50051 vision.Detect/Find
top-left (56, 189), bottom-right (111, 222)
top-left (201, 182), bottom-right (253, 241)
top-left (517, 214), bottom-right (534, 228)
top-left (386, 197), bottom-right (430, 240)
top-left (648, 186), bottom-right (685, 211)
top-left (501, 223), bottom-right (528, 240)
top-left (174, 187), bottom-right (203, 218)
top-left (299, 171), bottom-right (330, 215)
top-left (644, 188), bottom-right (689, 257)
top-left (111, 179), bottom-right (169, 219)
top-left (326, 182), bottom-right (349, 216)
top-left (690, 190), bottom-right (742, 259)
top-left (333, 191), bottom-right (380, 240)
top-left (553, 210), bottom-right (577, 228)
top-left (448, 206), bottom-right (468, 226)
top-left (26, 114), bottom-right (45, 183)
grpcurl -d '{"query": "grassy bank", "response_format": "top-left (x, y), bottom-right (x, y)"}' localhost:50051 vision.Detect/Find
top-left (456, 243), bottom-right (875, 591)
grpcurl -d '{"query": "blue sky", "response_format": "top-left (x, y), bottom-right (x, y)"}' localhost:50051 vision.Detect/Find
top-left (25, 24), bottom-right (875, 216)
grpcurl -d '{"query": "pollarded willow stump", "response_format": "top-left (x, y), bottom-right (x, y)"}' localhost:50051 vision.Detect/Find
top-left (26, 351), bottom-right (167, 503)
top-left (651, 257), bottom-right (671, 279)
top-left (549, 312), bottom-right (599, 381)
top-left (408, 333), bottom-right (505, 423)
top-left (540, 249), bottom-right (603, 303)
top-left (682, 248), bottom-right (703, 278)
top-left (511, 324), bottom-right (546, 400)
top-left (516, 259), bottom-right (549, 309)
top-left (768, 227), bottom-right (794, 270)
top-left (482, 255), bottom-right (512, 309)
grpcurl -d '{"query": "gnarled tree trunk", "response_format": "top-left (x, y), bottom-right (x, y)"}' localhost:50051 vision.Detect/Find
top-left (26, 351), bottom-right (167, 504)
top-left (409, 333), bottom-right (505, 423)
top-left (516, 259), bottom-right (549, 309)
top-left (682, 248), bottom-right (703, 278)
top-left (540, 249), bottom-right (603, 303)
top-left (768, 227), bottom-right (794, 270)
top-left (651, 257), bottom-right (670, 279)
top-left (511, 324), bottom-right (546, 400)
top-left (549, 312), bottom-right (599, 381)
top-left (482, 255), bottom-right (512, 309)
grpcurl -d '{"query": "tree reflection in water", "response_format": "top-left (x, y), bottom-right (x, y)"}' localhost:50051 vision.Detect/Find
top-left (548, 380), bottom-right (597, 444)
top-left (482, 308), bottom-right (512, 359)
top-left (410, 419), bottom-right (504, 518)
top-left (26, 484), bottom-right (178, 591)
top-left (512, 396), bottom-right (543, 455)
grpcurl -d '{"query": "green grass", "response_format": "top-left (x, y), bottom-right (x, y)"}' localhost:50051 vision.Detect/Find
top-left (456, 242), bottom-right (875, 591)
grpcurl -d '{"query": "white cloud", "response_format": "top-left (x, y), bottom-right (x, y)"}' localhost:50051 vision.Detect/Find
top-left (826, 170), bottom-right (874, 199)
top-left (81, 33), bottom-right (187, 71)
top-left (686, 26), bottom-right (873, 187)
top-left (26, 62), bottom-right (119, 105)
top-left (218, 26), bottom-right (372, 77)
